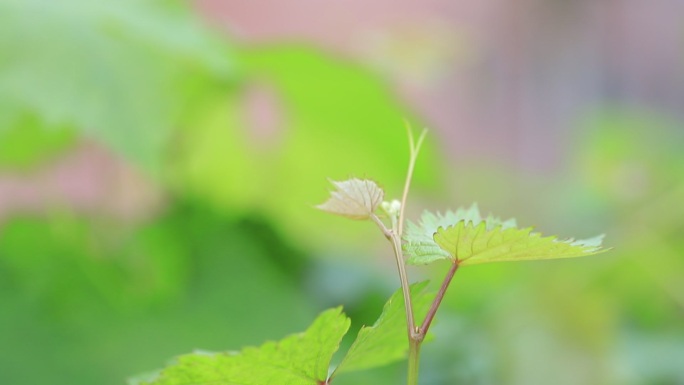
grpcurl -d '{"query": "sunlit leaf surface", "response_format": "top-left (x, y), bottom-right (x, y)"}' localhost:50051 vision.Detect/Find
top-left (403, 204), bottom-right (516, 265)
top-left (404, 205), bottom-right (606, 265)
top-left (434, 223), bottom-right (605, 266)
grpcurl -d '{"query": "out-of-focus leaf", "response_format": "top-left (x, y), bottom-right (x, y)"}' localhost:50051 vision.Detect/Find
top-left (574, 109), bottom-right (684, 207)
top-left (0, 114), bottom-right (75, 168)
top-left (433, 222), bottom-right (606, 266)
top-left (171, 46), bottom-right (442, 246)
top-left (0, 202), bottom-right (317, 385)
top-left (0, 0), bottom-right (233, 171)
top-left (403, 204), bottom-right (516, 265)
top-left (316, 179), bottom-right (384, 220)
top-left (0, 215), bottom-right (188, 311)
top-left (141, 308), bottom-right (350, 385)
top-left (332, 282), bottom-right (432, 377)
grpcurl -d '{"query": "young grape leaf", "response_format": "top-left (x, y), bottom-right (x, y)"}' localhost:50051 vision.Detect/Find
top-left (140, 307), bottom-right (350, 385)
top-left (432, 221), bottom-right (606, 266)
top-left (331, 282), bottom-right (433, 377)
top-left (403, 204), bottom-right (517, 265)
top-left (316, 178), bottom-right (384, 220)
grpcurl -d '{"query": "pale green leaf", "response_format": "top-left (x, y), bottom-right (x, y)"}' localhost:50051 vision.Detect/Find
top-left (316, 179), bottom-right (385, 220)
top-left (332, 282), bottom-right (433, 377)
top-left (142, 307), bottom-right (350, 385)
top-left (403, 204), bottom-right (516, 265)
top-left (0, 0), bottom-right (233, 171)
top-left (433, 222), bottom-right (606, 266)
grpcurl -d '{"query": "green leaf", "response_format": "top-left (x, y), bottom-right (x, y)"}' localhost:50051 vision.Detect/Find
top-left (404, 205), bottom-right (606, 265)
top-left (142, 307), bottom-right (351, 385)
top-left (170, 46), bottom-right (443, 247)
top-left (316, 178), bottom-right (385, 220)
top-left (403, 204), bottom-right (517, 265)
top-left (433, 222), bottom-right (606, 266)
top-left (0, 116), bottom-right (75, 168)
top-left (332, 282), bottom-right (433, 377)
top-left (0, 0), bottom-right (233, 171)
top-left (136, 282), bottom-right (434, 385)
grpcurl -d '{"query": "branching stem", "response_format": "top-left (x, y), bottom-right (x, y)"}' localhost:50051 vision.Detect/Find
top-left (370, 214), bottom-right (393, 240)
top-left (370, 214), bottom-right (416, 337)
top-left (374, 124), bottom-right (453, 385)
top-left (418, 261), bottom-right (459, 337)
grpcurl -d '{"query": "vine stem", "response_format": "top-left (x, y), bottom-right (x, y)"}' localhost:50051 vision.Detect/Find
top-left (398, 123), bottom-right (427, 238)
top-left (407, 339), bottom-right (422, 385)
top-left (370, 214), bottom-right (415, 337)
top-left (373, 124), bottom-right (448, 385)
top-left (419, 261), bottom-right (459, 335)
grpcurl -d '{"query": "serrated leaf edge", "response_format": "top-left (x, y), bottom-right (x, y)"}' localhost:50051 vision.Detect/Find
top-left (432, 221), bottom-right (607, 266)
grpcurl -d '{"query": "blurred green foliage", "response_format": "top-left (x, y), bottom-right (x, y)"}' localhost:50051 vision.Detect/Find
top-left (0, 0), bottom-right (233, 171)
top-left (0, 1), bottom-right (441, 384)
top-left (0, 1), bottom-right (683, 385)
top-left (0, 201), bottom-right (317, 384)
top-left (0, 118), bottom-right (74, 168)
top-left (170, 45), bottom-right (442, 246)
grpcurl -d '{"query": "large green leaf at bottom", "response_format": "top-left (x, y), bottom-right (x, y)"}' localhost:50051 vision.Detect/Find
top-left (136, 283), bottom-right (436, 385)
top-left (332, 282), bottom-right (433, 377)
top-left (141, 307), bottom-right (350, 385)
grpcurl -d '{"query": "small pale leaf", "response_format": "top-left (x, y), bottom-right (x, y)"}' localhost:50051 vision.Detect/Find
top-left (142, 307), bottom-right (351, 385)
top-left (316, 178), bottom-right (384, 220)
top-left (332, 282), bottom-right (433, 377)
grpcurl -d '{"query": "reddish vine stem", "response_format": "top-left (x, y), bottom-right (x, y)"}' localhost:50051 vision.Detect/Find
top-left (417, 261), bottom-right (459, 338)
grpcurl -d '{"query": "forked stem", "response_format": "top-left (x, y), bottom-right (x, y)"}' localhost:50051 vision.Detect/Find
top-left (407, 262), bottom-right (459, 385)
top-left (373, 125), bottom-right (458, 385)
top-left (419, 261), bottom-right (459, 335)
top-left (370, 214), bottom-right (416, 337)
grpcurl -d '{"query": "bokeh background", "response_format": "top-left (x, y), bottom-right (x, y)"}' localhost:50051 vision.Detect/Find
top-left (1, 0), bottom-right (683, 384)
